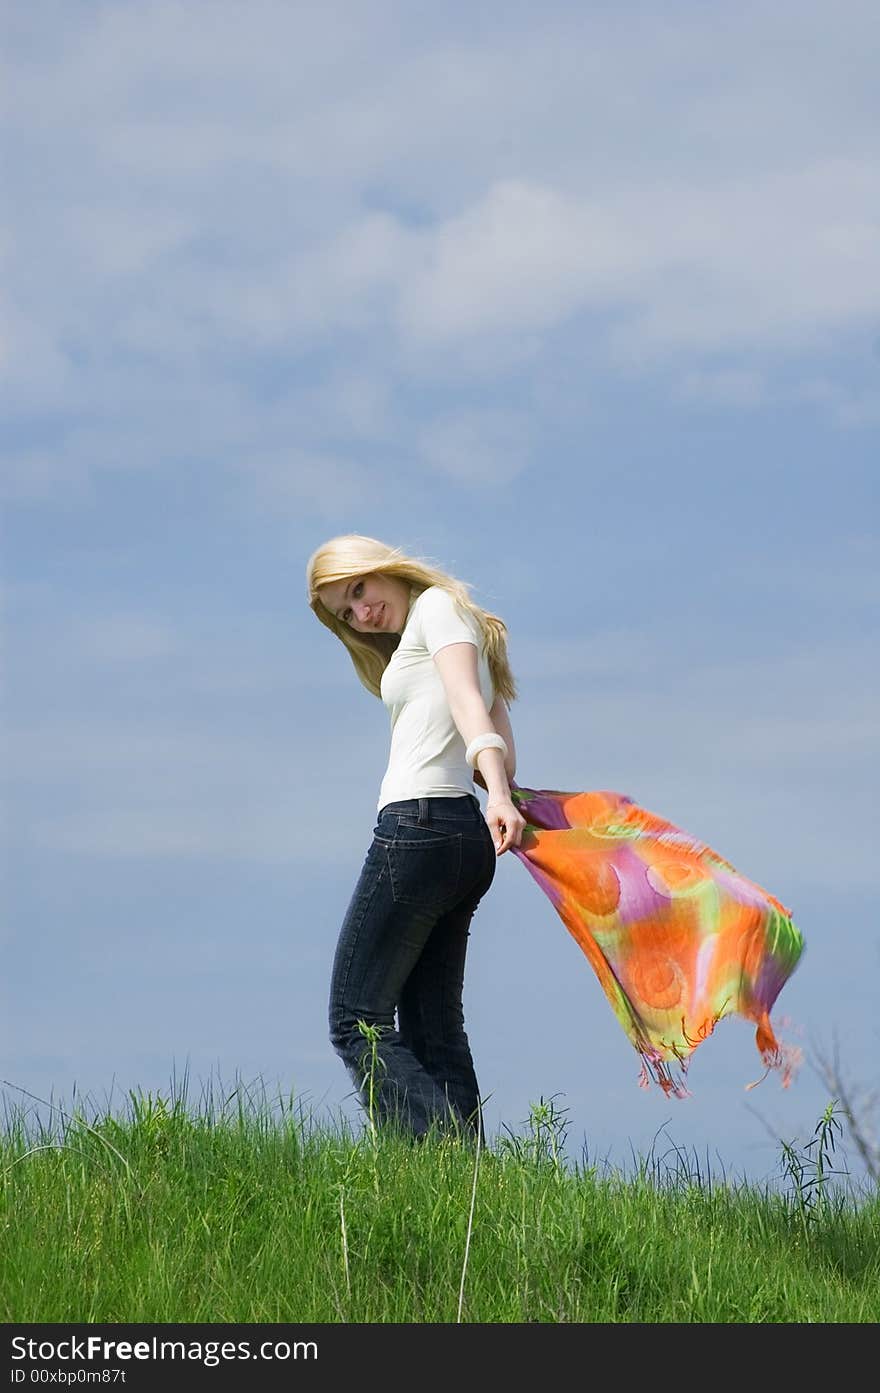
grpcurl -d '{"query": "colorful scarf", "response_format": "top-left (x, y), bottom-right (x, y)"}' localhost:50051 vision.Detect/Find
top-left (508, 782), bottom-right (804, 1097)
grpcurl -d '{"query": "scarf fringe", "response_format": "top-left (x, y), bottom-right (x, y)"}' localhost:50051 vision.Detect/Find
top-left (751, 1012), bottom-right (803, 1089)
top-left (637, 1010), bottom-right (802, 1098)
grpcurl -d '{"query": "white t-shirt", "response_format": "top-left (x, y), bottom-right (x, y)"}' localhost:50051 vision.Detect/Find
top-left (377, 586), bottom-right (496, 811)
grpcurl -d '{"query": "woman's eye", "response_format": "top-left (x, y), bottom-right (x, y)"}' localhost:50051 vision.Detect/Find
top-left (343, 581), bottom-right (363, 622)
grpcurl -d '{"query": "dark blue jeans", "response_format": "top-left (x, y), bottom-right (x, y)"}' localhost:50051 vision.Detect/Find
top-left (329, 793), bottom-right (496, 1141)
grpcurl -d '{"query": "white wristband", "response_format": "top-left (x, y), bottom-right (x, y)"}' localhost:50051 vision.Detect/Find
top-left (465, 733), bottom-right (509, 769)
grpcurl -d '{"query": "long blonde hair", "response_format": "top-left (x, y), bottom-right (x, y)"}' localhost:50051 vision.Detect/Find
top-left (306, 533), bottom-right (518, 705)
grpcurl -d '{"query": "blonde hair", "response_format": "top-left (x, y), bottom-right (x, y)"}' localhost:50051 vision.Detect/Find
top-left (306, 533), bottom-right (518, 706)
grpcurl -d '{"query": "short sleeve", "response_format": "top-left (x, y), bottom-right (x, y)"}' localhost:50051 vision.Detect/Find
top-left (417, 587), bottom-right (482, 658)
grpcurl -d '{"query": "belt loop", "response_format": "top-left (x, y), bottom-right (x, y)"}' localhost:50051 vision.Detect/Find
top-left (418, 796), bottom-right (429, 824)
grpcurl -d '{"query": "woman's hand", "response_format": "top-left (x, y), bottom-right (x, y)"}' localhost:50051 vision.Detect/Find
top-left (473, 768), bottom-right (525, 853)
top-left (485, 797), bottom-right (526, 855)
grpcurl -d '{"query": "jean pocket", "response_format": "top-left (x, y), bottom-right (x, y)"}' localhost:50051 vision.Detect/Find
top-left (384, 826), bottom-right (462, 907)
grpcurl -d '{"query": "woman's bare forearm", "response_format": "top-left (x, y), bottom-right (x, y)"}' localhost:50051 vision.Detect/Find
top-left (449, 695), bottom-right (514, 800)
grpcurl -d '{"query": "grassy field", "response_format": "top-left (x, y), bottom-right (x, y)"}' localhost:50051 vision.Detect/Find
top-left (2, 1086), bottom-right (877, 1323)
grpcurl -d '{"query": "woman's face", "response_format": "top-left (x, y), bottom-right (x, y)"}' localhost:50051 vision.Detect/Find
top-left (318, 572), bottom-right (411, 636)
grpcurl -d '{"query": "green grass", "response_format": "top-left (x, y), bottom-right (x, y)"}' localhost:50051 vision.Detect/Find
top-left (1, 1085), bottom-right (877, 1323)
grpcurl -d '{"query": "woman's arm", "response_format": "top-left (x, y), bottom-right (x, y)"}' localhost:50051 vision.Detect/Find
top-left (488, 693), bottom-right (516, 783)
top-left (433, 643), bottom-right (525, 852)
top-left (432, 645), bottom-right (517, 794)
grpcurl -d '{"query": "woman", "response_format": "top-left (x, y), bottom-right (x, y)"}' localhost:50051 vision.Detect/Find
top-left (307, 533), bottom-right (526, 1142)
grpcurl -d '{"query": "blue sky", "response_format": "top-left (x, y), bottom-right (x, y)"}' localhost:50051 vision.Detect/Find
top-left (3, 0), bottom-right (878, 1185)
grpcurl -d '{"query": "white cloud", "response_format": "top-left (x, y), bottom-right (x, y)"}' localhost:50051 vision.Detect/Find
top-left (677, 369), bottom-right (767, 409)
top-left (65, 206), bottom-right (196, 279)
top-left (5, 9), bottom-right (879, 303)
top-left (2, 0), bottom-right (879, 479)
top-left (63, 156), bottom-right (874, 372)
top-left (416, 407), bottom-right (532, 484)
top-left (0, 451), bottom-right (93, 502)
top-left (0, 300), bottom-right (73, 412)
top-left (792, 379), bottom-right (880, 427)
top-left (392, 163), bottom-right (880, 354)
top-left (234, 447), bottom-right (376, 516)
top-left (398, 182), bottom-right (632, 340)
